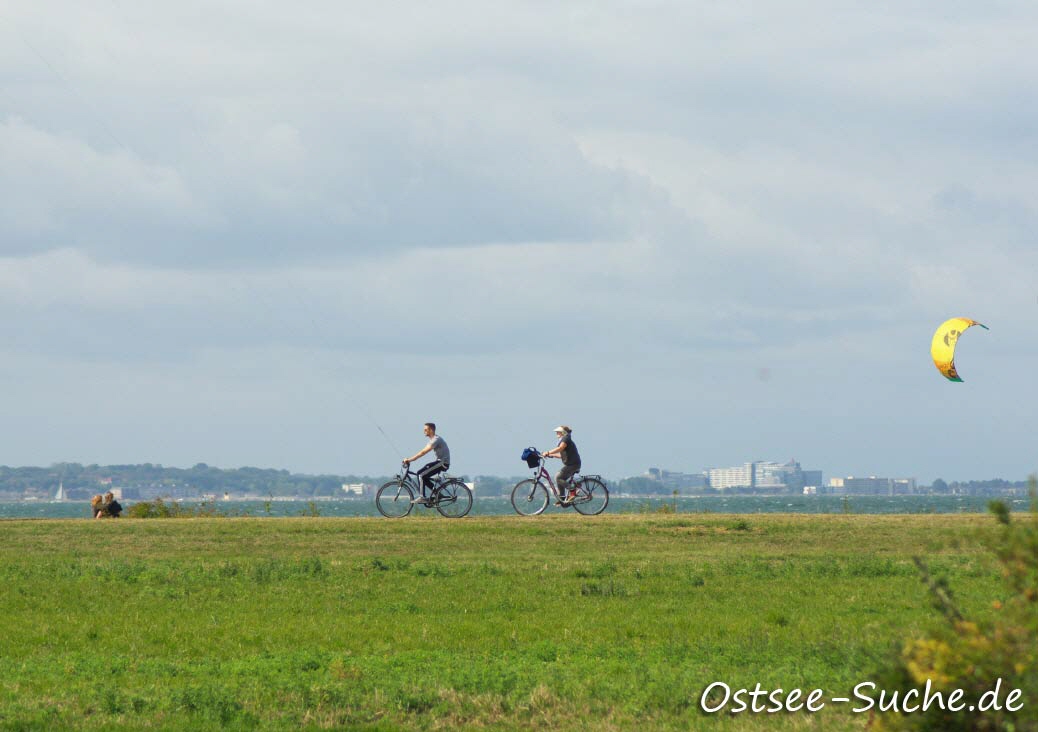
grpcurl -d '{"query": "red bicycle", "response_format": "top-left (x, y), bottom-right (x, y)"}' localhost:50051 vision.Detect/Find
top-left (510, 450), bottom-right (608, 516)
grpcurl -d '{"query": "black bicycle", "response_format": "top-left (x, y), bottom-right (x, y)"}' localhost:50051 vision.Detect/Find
top-left (375, 463), bottom-right (473, 518)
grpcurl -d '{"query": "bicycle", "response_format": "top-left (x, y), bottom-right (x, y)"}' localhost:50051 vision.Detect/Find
top-left (510, 450), bottom-right (608, 516)
top-left (375, 463), bottom-right (473, 518)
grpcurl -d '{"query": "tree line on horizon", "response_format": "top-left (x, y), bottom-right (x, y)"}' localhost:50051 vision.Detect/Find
top-left (0, 463), bottom-right (1031, 499)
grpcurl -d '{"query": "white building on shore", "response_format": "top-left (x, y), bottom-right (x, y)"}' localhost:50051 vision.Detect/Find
top-left (827, 476), bottom-right (917, 495)
top-left (708, 460), bottom-right (821, 492)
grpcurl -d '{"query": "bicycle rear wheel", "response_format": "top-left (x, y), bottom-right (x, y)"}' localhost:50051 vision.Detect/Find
top-left (511, 479), bottom-right (549, 516)
top-left (375, 480), bottom-right (414, 518)
top-left (434, 479), bottom-right (473, 518)
top-left (572, 477), bottom-right (609, 516)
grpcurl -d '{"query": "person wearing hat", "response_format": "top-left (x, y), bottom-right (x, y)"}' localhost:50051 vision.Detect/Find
top-left (403, 422), bottom-right (451, 505)
top-left (541, 425), bottom-right (581, 505)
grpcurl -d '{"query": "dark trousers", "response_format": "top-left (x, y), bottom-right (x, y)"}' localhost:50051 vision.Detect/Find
top-left (556, 464), bottom-right (580, 493)
top-left (417, 460), bottom-right (449, 493)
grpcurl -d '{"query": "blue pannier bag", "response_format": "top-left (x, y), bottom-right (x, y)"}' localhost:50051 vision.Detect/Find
top-left (521, 447), bottom-right (541, 468)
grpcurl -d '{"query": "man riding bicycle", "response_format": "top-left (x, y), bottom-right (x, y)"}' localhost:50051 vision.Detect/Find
top-left (404, 422), bottom-right (450, 505)
top-left (541, 425), bottom-right (580, 505)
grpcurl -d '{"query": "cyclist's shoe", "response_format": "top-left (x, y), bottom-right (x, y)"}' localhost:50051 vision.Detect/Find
top-left (411, 495), bottom-right (429, 505)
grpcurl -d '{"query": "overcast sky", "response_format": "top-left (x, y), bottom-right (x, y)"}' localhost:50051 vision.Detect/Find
top-left (1, 1), bottom-right (1036, 481)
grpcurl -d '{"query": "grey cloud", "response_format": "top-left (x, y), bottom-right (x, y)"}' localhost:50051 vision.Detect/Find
top-left (0, 104), bottom-right (681, 268)
top-left (6, 0), bottom-right (1035, 273)
top-left (934, 185), bottom-right (1038, 249)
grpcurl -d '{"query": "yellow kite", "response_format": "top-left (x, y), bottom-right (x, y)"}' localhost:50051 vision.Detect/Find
top-left (930, 317), bottom-right (988, 382)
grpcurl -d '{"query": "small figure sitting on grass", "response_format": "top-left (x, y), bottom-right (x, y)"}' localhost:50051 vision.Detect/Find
top-left (100, 492), bottom-right (122, 518)
top-left (90, 494), bottom-right (104, 519)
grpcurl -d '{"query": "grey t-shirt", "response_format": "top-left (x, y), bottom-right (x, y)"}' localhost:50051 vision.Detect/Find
top-left (558, 435), bottom-right (580, 466)
top-left (428, 435), bottom-right (450, 465)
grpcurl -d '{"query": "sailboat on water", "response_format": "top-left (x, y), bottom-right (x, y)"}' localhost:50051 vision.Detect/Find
top-left (52, 481), bottom-right (66, 502)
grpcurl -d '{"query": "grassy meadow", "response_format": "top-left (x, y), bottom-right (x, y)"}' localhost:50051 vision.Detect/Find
top-left (0, 514), bottom-right (1005, 730)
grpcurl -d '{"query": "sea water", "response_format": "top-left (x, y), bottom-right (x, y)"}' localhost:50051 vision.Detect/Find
top-left (1, 494), bottom-right (1028, 519)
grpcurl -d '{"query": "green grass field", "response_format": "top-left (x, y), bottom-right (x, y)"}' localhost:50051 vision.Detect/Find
top-left (0, 514), bottom-right (1004, 730)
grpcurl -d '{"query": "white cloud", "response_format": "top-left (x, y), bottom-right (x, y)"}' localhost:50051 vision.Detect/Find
top-left (0, 116), bottom-right (208, 250)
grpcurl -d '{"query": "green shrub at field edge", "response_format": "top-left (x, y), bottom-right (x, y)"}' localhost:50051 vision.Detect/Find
top-left (871, 480), bottom-right (1037, 732)
top-left (126, 497), bottom-right (229, 518)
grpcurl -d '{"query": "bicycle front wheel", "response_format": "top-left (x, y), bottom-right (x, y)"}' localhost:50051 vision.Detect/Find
top-left (376, 480), bottom-right (414, 518)
top-left (572, 477), bottom-right (609, 516)
top-left (511, 479), bottom-right (549, 516)
top-left (434, 479), bottom-right (473, 518)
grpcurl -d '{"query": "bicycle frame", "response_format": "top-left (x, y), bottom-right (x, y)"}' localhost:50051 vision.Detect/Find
top-left (531, 461), bottom-right (580, 499)
top-left (398, 464), bottom-right (449, 494)
top-left (397, 467), bottom-right (420, 494)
